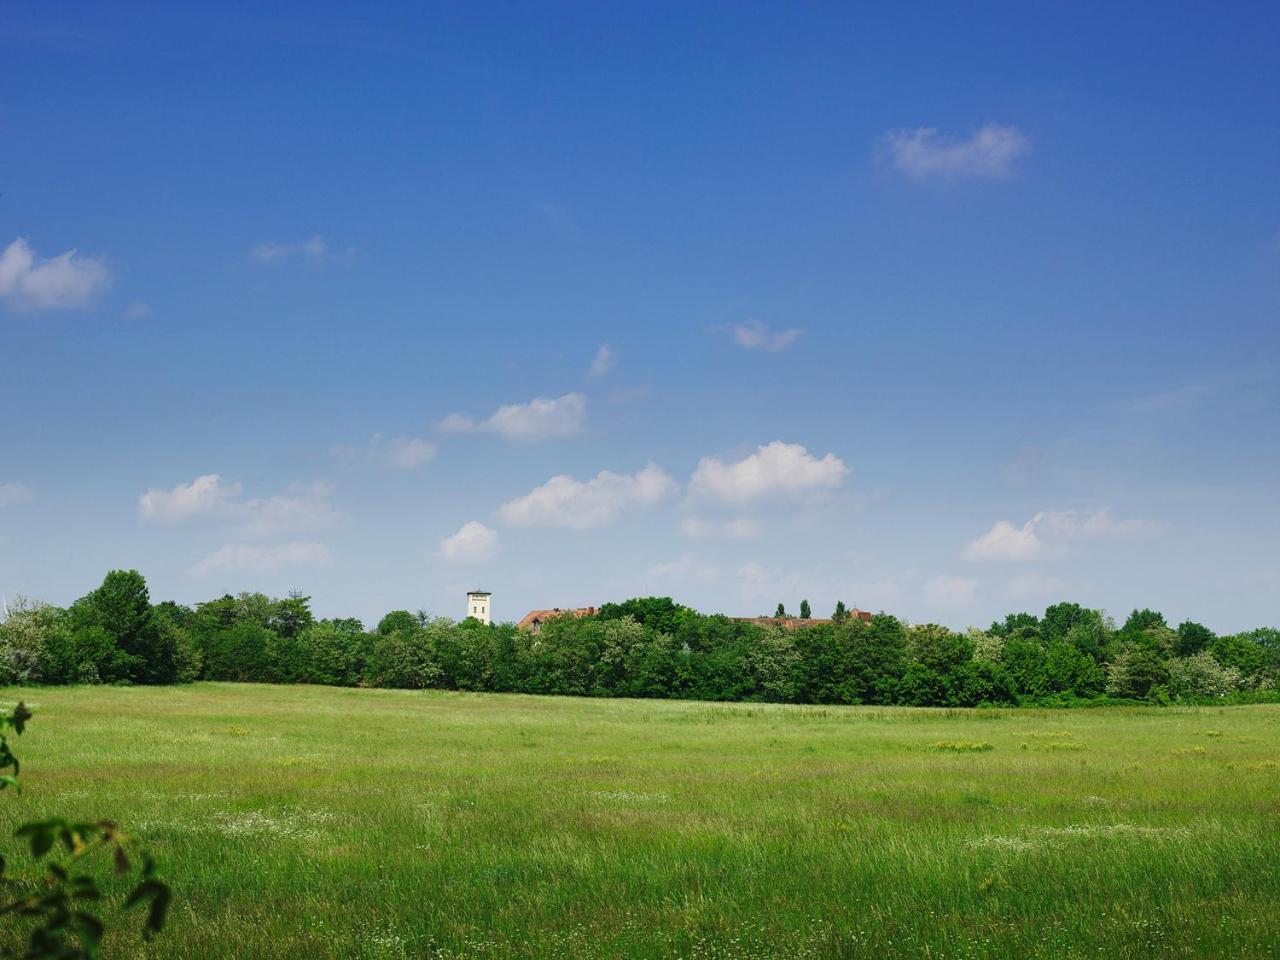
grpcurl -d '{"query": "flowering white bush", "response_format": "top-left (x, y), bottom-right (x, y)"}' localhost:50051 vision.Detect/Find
top-left (1167, 651), bottom-right (1243, 699)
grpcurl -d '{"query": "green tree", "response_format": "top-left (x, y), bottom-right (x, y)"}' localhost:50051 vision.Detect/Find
top-left (301, 619), bottom-right (371, 686)
top-left (376, 610), bottom-right (419, 636)
top-left (990, 612), bottom-right (1040, 641)
top-left (1208, 634), bottom-right (1269, 681)
top-left (69, 570), bottom-right (176, 684)
top-left (369, 625), bottom-right (443, 689)
top-left (900, 625), bottom-right (975, 706)
top-left (855, 615), bottom-right (908, 703)
top-left (742, 627), bottom-right (800, 701)
top-left (201, 621), bottom-right (274, 682)
top-left (799, 599), bottom-right (811, 620)
top-left (1174, 620), bottom-right (1215, 656)
top-left (272, 592), bottom-right (315, 639)
top-left (1119, 608), bottom-right (1166, 642)
top-left (152, 607), bottom-right (203, 684)
top-left (0, 599), bottom-right (76, 685)
top-left (1167, 652), bottom-right (1242, 700)
top-left (1042, 602), bottom-right (1088, 643)
top-left (774, 603), bottom-right (787, 618)
top-left (1105, 648), bottom-right (1170, 699)
top-left (832, 601), bottom-right (847, 623)
top-left (1064, 612), bottom-right (1110, 662)
top-left (597, 597), bottom-right (692, 635)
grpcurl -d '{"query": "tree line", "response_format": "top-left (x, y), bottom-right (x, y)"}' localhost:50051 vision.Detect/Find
top-left (1, 570), bottom-right (1277, 706)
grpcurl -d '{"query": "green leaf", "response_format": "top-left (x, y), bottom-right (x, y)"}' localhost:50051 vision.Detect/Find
top-left (30, 830), bottom-right (54, 858)
top-left (125, 877), bottom-right (172, 935)
top-left (146, 883), bottom-right (172, 936)
top-left (10, 702), bottom-right (31, 735)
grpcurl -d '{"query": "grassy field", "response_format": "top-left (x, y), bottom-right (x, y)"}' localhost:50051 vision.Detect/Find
top-left (0, 684), bottom-right (1276, 959)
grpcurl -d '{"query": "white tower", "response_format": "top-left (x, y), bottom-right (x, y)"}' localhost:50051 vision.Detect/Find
top-left (466, 590), bottom-right (491, 625)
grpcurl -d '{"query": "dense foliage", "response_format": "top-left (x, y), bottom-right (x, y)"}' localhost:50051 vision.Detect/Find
top-left (2, 572), bottom-right (1278, 706)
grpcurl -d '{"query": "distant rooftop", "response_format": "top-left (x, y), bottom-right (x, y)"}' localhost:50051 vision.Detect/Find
top-left (466, 590), bottom-right (492, 596)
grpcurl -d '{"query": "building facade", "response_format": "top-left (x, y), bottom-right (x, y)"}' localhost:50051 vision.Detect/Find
top-left (465, 590), bottom-right (492, 625)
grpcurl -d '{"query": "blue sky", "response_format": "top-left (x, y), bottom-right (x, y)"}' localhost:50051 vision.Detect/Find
top-left (2, 2), bottom-right (1278, 631)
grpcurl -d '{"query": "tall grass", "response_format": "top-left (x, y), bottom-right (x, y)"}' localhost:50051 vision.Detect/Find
top-left (0, 683), bottom-right (1276, 959)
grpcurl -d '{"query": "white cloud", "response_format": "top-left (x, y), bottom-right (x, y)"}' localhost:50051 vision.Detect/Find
top-left (963, 518), bottom-right (1044, 562)
top-left (679, 516), bottom-right (762, 540)
top-left (139, 475), bottom-right (342, 536)
top-left (496, 463), bottom-right (676, 530)
top-left (879, 123), bottom-right (1030, 181)
top-left (588, 344), bottom-right (618, 378)
top-left (727, 319), bottom-right (802, 352)
top-left (123, 300), bottom-right (152, 319)
top-left (189, 541), bottom-right (332, 577)
top-left (440, 521), bottom-right (500, 563)
top-left (438, 393), bottom-right (586, 443)
top-left (924, 574), bottom-right (978, 606)
top-left (0, 482), bottom-right (34, 508)
top-left (332, 434), bottom-right (437, 470)
top-left (964, 509), bottom-right (1157, 563)
top-left (250, 235), bottom-right (331, 263)
top-left (689, 441), bottom-right (848, 505)
top-left (0, 238), bottom-right (111, 310)
top-left (139, 474), bottom-right (243, 520)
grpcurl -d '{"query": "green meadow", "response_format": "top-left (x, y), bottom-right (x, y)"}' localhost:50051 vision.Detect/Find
top-left (1, 684), bottom-right (1277, 959)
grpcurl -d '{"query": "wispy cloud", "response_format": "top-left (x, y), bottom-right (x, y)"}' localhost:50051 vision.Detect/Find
top-left (1000, 446), bottom-right (1050, 488)
top-left (964, 509), bottom-right (1158, 562)
top-left (251, 235), bottom-right (351, 264)
top-left (439, 393), bottom-right (586, 443)
top-left (725, 319), bottom-right (802, 352)
top-left (0, 238), bottom-right (111, 310)
top-left (0, 482), bottom-right (34, 508)
top-left (879, 123), bottom-right (1030, 181)
top-left (332, 434), bottom-right (437, 470)
top-left (496, 463), bottom-right (676, 530)
top-left (588, 344), bottom-right (618, 378)
top-left (1124, 373), bottom-right (1275, 415)
top-left (189, 541), bottom-right (332, 577)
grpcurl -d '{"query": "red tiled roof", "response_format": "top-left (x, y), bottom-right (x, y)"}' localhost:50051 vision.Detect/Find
top-left (517, 607), bottom-right (598, 631)
top-left (731, 610), bottom-right (873, 629)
